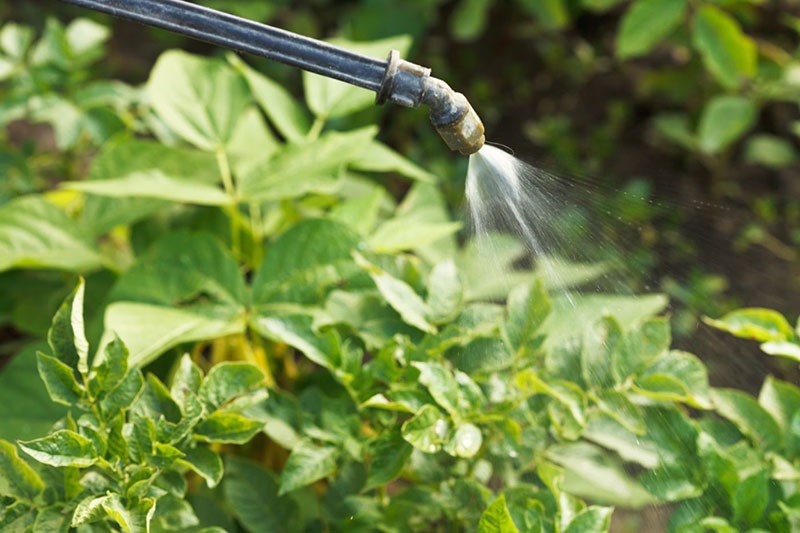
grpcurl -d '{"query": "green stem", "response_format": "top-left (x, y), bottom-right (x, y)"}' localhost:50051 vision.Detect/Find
top-left (306, 115), bottom-right (326, 141)
top-left (216, 148), bottom-right (241, 260)
top-left (249, 202), bottom-right (263, 267)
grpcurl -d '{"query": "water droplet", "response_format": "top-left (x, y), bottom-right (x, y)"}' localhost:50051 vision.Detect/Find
top-left (453, 423), bottom-right (482, 458)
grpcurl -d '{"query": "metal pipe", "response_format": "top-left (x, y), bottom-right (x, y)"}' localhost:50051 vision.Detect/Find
top-left (58, 0), bottom-right (485, 154)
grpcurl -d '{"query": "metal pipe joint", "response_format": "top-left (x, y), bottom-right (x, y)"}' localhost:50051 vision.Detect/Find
top-left (376, 51), bottom-right (485, 156)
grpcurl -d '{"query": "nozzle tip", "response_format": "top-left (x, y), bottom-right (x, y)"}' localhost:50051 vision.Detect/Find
top-left (431, 94), bottom-right (485, 156)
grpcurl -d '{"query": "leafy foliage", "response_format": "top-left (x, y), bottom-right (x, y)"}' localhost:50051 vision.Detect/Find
top-left (1, 12), bottom-right (799, 533)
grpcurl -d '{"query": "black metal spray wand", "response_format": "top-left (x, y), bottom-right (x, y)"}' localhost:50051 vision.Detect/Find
top-left (57, 0), bottom-right (486, 155)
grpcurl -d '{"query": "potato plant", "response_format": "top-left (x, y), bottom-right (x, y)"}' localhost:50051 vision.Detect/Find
top-left (1, 17), bottom-right (799, 532)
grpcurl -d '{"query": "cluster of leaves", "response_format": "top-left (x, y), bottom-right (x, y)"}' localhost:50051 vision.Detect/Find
top-left (1, 280), bottom-right (267, 531)
top-left (1, 14), bottom-right (799, 533)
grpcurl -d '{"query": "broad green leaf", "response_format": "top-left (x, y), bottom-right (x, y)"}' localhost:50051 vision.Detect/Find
top-left (612, 317), bottom-right (670, 382)
top-left (33, 506), bottom-right (69, 532)
top-left (170, 354), bottom-right (203, 409)
top-left (231, 55), bottom-right (311, 141)
top-left (351, 140), bottom-right (436, 182)
top-left (252, 218), bottom-right (362, 305)
top-left (542, 294), bottom-right (668, 350)
top-left (392, 182), bottom-right (458, 265)
top-left (147, 50), bottom-right (250, 150)
top-left (450, 0), bottom-right (492, 42)
top-left (697, 96), bottom-right (757, 154)
top-left (504, 280), bottom-right (551, 353)
top-left (616, 0), bottom-right (687, 59)
top-left (102, 303), bottom-right (245, 368)
top-left (237, 127), bottom-right (377, 201)
top-left (279, 440), bottom-right (338, 494)
top-left (413, 362), bottom-right (462, 418)
top-left (19, 430), bottom-right (97, 468)
top-left (760, 340), bottom-right (800, 362)
top-left (91, 336), bottom-right (128, 397)
top-left (226, 106), bottom-right (280, 168)
top-left (66, 170), bottom-right (231, 206)
top-left (133, 374), bottom-right (182, 423)
top-left (101, 493), bottom-right (153, 533)
top-left (581, 317), bottom-right (621, 389)
top-left (199, 362), bottom-right (265, 411)
top-left (100, 367), bottom-right (144, 415)
top-left (402, 404), bottom-right (450, 453)
top-left (564, 506), bottom-right (613, 533)
top-left (634, 350), bottom-right (711, 409)
top-left (194, 411), bottom-right (263, 444)
top-left (595, 391), bottom-right (646, 435)
top-left (303, 36), bottom-right (412, 118)
top-left (48, 279), bottom-right (89, 375)
top-left (704, 308), bottom-right (794, 342)
top-left (251, 313), bottom-right (338, 370)
top-left (368, 218), bottom-right (462, 254)
top-left (0, 344), bottom-right (67, 441)
top-left (224, 456), bottom-right (302, 532)
top-left (582, 414), bottom-right (659, 467)
top-left (445, 423), bottom-right (483, 458)
top-left (0, 23), bottom-right (34, 58)
top-left (427, 260), bottom-right (463, 323)
top-left (458, 234), bottom-right (535, 301)
top-left (72, 494), bottom-right (114, 527)
top-left (329, 187), bottom-right (387, 236)
top-left (744, 134), bottom-right (799, 168)
top-left (0, 439), bottom-right (44, 500)
top-left (355, 253), bottom-right (436, 333)
top-left (0, 196), bottom-right (102, 273)
top-left (36, 352), bottom-right (83, 406)
top-left (652, 113), bottom-right (696, 150)
top-left (179, 446), bottom-right (223, 488)
top-left (478, 494), bottom-right (519, 533)
top-left (759, 376), bottom-right (800, 434)
top-left (112, 231), bottom-right (246, 308)
top-left (692, 6), bottom-right (757, 88)
top-left (733, 468), bottom-right (769, 525)
top-left (711, 388), bottom-right (782, 451)
top-left (366, 428), bottom-right (413, 489)
top-left (0, 501), bottom-right (35, 530)
top-left (151, 494), bottom-right (199, 531)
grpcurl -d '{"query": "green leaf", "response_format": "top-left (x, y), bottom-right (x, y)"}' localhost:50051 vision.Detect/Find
top-left (0, 344), bottom-right (67, 441)
top-left (450, 0), bottom-right (493, 41)
top-left (251, 313), bottom-right (338, 370)
top-left (0, 439), bottom-right (44, 500)
top-left (100, 367), bottom-right (144, 415)
top-left (72, 494), bottom-right (114, 527)
top-left (199, 362), bottom-right (264, 411)
top-left (692, 5), bottom-right (757, 88)
top-left (759, 377), bottom-right (800, 456)
top-left (581, 317), bottom-right (621, 389)
top-left (582, 414), bottom-right (658, 467)
top-left (231, 55), bottom-right (311, 142)
top-left (402, 404), bottom-right (450, 453)
top-left (760, 340), bottom-right (800, 362)
top-left (102, 303), bottom-right (246, 368)
top-left (595, 391), bottom-right (646, 435)
top-left (504, 280), bottom-right (551, 353)
top-left (147, 50), bottom-right (250, 150)
top-left (697, 95), bottom-right (757, 154)
top-left (366, 428), bottom-right (413, 489)
top-left (36, 352), bottom-right (83, 406)
top-left (564, 506), bottom-right (613, 533)
top-left (733, 467), bottom-right (769, 526)
top-left (744, 134), bottom-right (799, 168)
top-left (355, 253), bottom-right (437, 333)
top-left (170, 354), bottom-right (204, 410)
top-left (252, 218), bottom-right (362, 305)
top-left (179, 446), bottom-right (223, 488)
top-left (151, 494), bottom-right (199, 531)
top-left (237, 127), bottom-right (377, 202)
top-left (634, 350), bottom-right (711, 408)
top-left (445, 423), bottom-right (483, 458)
top-left (194, 411), bottom-right (263, 444)
top-left (0, 196), bottom-right (102, 273)
top-left (279, 440), bottom-right (338, 494)
top-left (19, 430), bottom-right (97, 468)
top-left (66, 170), bottom-right (231, 206)
top-left (303, 35), bottom-right (412, 118)
top-left (224, 456), bottom-right (302, 533)
top-left (47, 279), bottom-right (89, 375)
top-left (616, 0), bottom-right (687, 59)
top-left (478, 494), bottom-right (519, 533)
top-left (704, 308), bottom-right (794, 342)
top-left (612, 317), bottom-right (670, 382)
top-left (101, 493), bottom-right (153, 533)
top-left (426, 260), bottom-right (464, 323)
top-left (542, 294), bottom-right (668, 350)
top-left (368, 218), bottom-right (462, 254)
top-left (652, 113), bottom-right (696, 150)
top-left (413, 362), bottom-right (462, 418)
top-left (711, 388), bottom-right (782, 451)
top-left (350, 140), bottom-right (436, 182)
top-left (91, 336), bottom-right (128, 397)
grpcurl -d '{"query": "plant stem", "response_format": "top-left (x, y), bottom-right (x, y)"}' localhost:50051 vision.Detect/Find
top-left (249, 202), bottom-right (264, 267)
top-left (307, 115), bottom-right (326, 141)
top-left (216, 147), bottom-right (241, 260)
